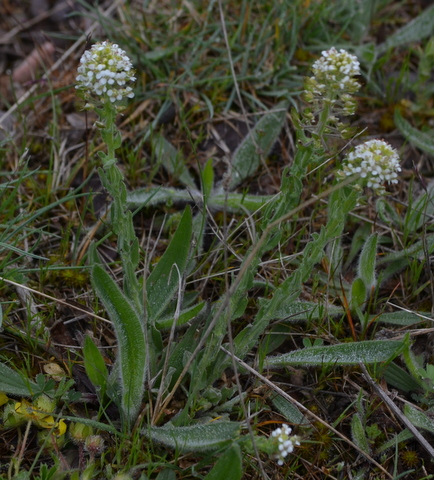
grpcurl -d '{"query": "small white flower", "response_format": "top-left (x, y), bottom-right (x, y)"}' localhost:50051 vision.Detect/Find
top-left (76, 41), bottom-right (135, 104)
top-left (340, 139), bottom-right (401, 194)
top-left (311, 47), bottom-right (360, 95)
top-left (270, 424), bottom-right (300, 466)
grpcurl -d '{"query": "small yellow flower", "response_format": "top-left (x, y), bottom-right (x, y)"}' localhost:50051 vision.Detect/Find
top-left (14, 396), bottom-right (66, 433)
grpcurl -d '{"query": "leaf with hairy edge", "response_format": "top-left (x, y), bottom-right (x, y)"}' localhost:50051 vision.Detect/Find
top-left (152, 134), bottom-right (197, 189)
top-left (91, 264), bottom-right (146, 425)
top-left (378, 4), bottom-right (434, 54)
top-left (126, 187), bottom-right (274, 213)
top-left (156, 469), bottom-right (176, 480)
top-left (266, 340), bottom-right (405, 367)
top-left (147, 206), bottom-right (192, 321)
top-left (0, 362), bottom-right (38, 396)
top-left (83, 336), bottom-right (108, 398)
top-left (357, 233), bottom-right (378, 292)
top-left (143, 422), bottom-right (240, 452)
top-left (351, 414), bottom-right (371, 455)
top-left (394, 110), bottom-right (434, 156)
top-left (204, 444), bottom-right (242, 480)
top-left (155, 301), bottom-right (206, 329)
top-left (127, 186), bottom-right (194, 208)
top-left (376, 311), bottom-right (425, 326)
top-left (271, 393), bottom-right (309, 425)
top-left (404, 404), bottom-right (434, 434)
top-left (201, 158), bottom-right (214, 201)
top-left (228, 103), bottom-right (287, 190)
top-left (264, 300), bottom-right (344, 322)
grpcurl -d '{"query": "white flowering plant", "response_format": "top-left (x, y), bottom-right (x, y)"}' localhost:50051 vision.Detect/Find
top-left (76, 41), bottom-right (135, 105)
top-left (339, 139), bottom-right (401, 194)
top-left (0, 35), bottom-right (401, 479)
top-left (301, 47), bottom-right (361, 146)
top-left (1, 1), bottom-right (433, 477)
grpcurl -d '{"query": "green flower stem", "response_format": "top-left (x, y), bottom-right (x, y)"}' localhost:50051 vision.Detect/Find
top-left (96, 102), bottom-right (142, 315)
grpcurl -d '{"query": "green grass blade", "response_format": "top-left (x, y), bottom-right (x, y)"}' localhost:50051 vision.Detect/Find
top-left (143, 422), bottom-right (240, 452)
top-left (91, 264), bottom-right (146, 425)
top-left (266, 340), bottom-right (405, 367)
top-left (147, 206), bottom-right (193, 321)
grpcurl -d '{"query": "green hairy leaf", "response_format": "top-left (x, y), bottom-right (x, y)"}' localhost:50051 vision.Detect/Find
top-left (228, 102), bottom-right (287, 190)
top-left (147, 206), bottom-right (193, 321)
top-left (204, 444), bottom-right (242, 480)
top-left (202, 158), bottom-right (214, 200)
top-left (152, 134), bottom-right (197, 189)
top-left (143, 422), bottom-right (241, 452)
top-left (91, 264), bottom-right (146, 424)
top-left (350, 277), bottom-right (367, 311)
top-left (378, 4), bottom-right (434, 54)
top-left (0, 362), bottom-right (38, 396)
top-left (351, 414), bottom-right (371, 455)
top-left (357, 233), bottom-right (378, 291)
top-left (376, 310), bottom-right (425, 326)
top-left (126, 187), bottom-right (273, 213)
top-left (83, 336), bottom-right (108, 398)
top-left (266, 340), bottom-right (405, 367)
top-left (394, 110), bottom-right (434, 156)
top-left (404, 404), bottom-right (434, 434)
top-left (271, 393), bottom-right (309, 425)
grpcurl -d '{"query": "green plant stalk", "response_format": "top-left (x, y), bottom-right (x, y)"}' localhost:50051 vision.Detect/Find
top-left (96, 101), bottom-right (142, 315)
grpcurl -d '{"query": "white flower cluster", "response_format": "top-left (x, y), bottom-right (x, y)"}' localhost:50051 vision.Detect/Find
top-left (341, 139), bottom-right (401, 193)
top-left (271, 424), bottom-right (300, 466)
top-left (311, 47), bottom-right (360, 95)
top-left (76, 41), bottom-right (135, 103)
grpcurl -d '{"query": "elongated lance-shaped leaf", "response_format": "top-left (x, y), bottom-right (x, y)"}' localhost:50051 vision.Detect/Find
top-left (405, 179), bottom-right (434, 232)
top-left (201, 158), bottom-right (214, 201)
top-left (152, 134), bottom-right (197, 190)
top-left (378, 4), bottom-right (434, 54)
top-left (266, 340), bottom-right (405, 367)
top-left (377, 234), bottom-right (434, 265)
top-left (127, 187), bottom-right (274, 213)
top-left (143, 422), bottom-right (240, 452)
top-left (228, 102), bottom-right (287, 190)
top-left (351, 413), bottom-right (371, 455)
top-left (404, 403), bottom-right (434, 434)
top-left (91, 264), bottom-right (146, 426)
top-left (271, 393), bottom-right (308, 425)
top-left (394, 110), bottom-right (434, 156)
top-left (0, 362), bottom-right (38, 396)
top-left (357, 233), bottom-right (378, 292)
top-left (83, 336), bottom-right (108, 399)
top-left (204, 444), bottom-right (242, 480)
top-left (147, 206), bottom-right (192, 321)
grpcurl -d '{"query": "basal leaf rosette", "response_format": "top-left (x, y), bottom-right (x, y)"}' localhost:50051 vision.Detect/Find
top-left (76, 41), bottom-right (135, 104)
top-left (339, 139), bottom-right (401, 194)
